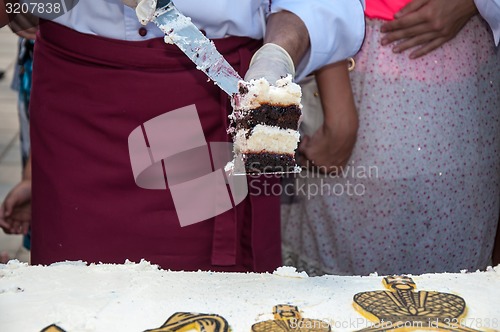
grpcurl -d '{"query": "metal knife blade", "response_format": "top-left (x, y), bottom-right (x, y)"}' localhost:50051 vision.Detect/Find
top-left (152, 0), bottom-right (242, 95)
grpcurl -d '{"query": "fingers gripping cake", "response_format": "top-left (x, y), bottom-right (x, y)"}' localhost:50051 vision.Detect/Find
top-left (229, 75), bottom-right (302, 174)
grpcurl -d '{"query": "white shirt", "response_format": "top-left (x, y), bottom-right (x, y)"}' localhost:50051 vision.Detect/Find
top-left (474, 0), bottom-right (500, 45)
top-left (38, 0), bottom-right (366, 81)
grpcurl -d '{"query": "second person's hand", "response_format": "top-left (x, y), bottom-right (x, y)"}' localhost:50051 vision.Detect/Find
top-left (0, 179), bottom-right (32, 235)
top-left (299, 113), bottom-right (358, 174)
top-left (380, 0), bottom-right (478, 59)
top-left (298, 60), bottom-right (358, 174)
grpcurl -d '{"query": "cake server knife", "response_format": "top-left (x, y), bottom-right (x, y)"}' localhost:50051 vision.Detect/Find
top-left (152, 0), bottom-right (300, 175)
top-left (152, 0), bottom-right (242, 96)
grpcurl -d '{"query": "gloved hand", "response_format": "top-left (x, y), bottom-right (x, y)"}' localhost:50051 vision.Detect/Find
top-left (122, 0), bottom-right (157, 25)
top-left (244, 43), bottom-right (295, 84)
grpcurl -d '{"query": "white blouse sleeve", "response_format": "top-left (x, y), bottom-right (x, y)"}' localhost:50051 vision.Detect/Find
top-left (474, 0), bottom-right (500, 45)
top-left (36, 0), bottom-right (367, 80)
top-left (270, 0), bottom-right (366, 81)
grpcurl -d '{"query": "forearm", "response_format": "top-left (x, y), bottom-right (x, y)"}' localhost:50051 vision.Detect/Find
top-left (315, 61), bottom-right (357, 128)
top-left (264, 11), bottom-right (310, 68)
top-left (298, 61), bottom-right (358, 170)
top-left (23, 152), bottom-right (31, 181)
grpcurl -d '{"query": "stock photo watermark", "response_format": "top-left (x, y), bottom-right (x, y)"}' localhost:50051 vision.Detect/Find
top-left (128, 104), bottom-right (380, 226)
top-left (288, 317), bottom-right (499, 330)
top-left (5, 1), bottom-right (79, 33)
top-left (249, 162), bottom-right (379, 199)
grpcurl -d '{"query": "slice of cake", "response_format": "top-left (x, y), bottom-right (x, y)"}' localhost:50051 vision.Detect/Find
top-left (229, 75), bottom-right (302, 174)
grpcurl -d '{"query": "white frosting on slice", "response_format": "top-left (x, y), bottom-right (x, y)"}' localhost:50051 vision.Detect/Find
top-left (233, 75), bottom-right (302, 111)
top-left (234, 125), bottom-right (300, 155)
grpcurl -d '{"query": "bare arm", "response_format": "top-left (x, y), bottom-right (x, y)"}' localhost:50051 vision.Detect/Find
top-left (299, 61), bottom-right (358, 172)
top-left (8, 11), bottom-right (38, 39)
top-left (23, 152), bottom-right (31, 181)
top-left (264, 10), bottom-right (310, 67)
top-left (244, 10), bottom-right (310, 83)
top-left (316, 62), bottom-right (357, 130)
top-left (0, 153), bottom-right (32, 234)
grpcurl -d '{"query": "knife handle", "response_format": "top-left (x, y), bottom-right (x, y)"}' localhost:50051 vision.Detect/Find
top-left (156, 0), bottom-right (172, 10)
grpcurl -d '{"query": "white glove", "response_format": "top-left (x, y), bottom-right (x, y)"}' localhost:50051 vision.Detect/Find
top-left (122, 0), bottom-right (157, 25)
top-left (244, 43), bottom-right (295, 84)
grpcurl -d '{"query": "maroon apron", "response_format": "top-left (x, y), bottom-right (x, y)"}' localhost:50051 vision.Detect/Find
top-left (30, 21), bottom-right (281, 272)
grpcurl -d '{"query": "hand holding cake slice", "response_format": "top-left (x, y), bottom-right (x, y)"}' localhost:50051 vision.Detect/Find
top-left (229, 75), bottom-right (302, 174)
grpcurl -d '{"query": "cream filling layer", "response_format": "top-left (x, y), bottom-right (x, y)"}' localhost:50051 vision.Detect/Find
top-left (234, 125), bottom-right (300, 155)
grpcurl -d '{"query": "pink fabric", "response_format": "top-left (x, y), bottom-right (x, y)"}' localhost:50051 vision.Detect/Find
top-left (365, 0), bottom-right (412, 20)
top-left (282, 17), bottom-right (500, 276)
top-left (30, 21), bottom-right (282, 272)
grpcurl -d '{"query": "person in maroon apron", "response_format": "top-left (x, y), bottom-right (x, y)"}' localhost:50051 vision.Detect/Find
top-left (26, 22), bottom-right (271, 272)
top-left (1, 0), bottom-right (366, 272)
top-left (28, 0), bottom-right (321, 272)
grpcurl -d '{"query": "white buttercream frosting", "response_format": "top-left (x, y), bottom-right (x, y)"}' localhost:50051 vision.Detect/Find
top-left (1, 261), bottom-right (499, 332)
top-left (232, 75), bottom-right (302, 111)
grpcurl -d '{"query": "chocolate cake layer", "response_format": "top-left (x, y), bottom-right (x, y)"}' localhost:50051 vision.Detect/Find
top-left (234, 104), bottom-right (301, 132)
top-left (244, 153), bottom-right (297, 174)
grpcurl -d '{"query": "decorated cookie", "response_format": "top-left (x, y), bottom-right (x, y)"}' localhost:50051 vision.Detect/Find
top-left (144, 312), bottom-right (230, 332)
top-left (40, 325), bottom-right (66, 332)
top-left (353, 276), bottom-right (482, 331)
top-left (251, 304), bottom-right (331, 331)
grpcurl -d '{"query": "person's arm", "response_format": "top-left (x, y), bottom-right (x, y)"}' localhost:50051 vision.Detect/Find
top-left (474, 0), bottom-right (500, 45)
top-left (8, 11), bottom-right (38, 39)
top-left (380, 0), bottom-right (478, 59)
top-left (267, 0), bottom-right (365, 82)
top-left (299, 61), bottom-right (358, 173)
top-left (244, 10), bottom-right (310, 84)
top-left (245, 0), bottom-right (365, 83)
top-left (264, 11), bottom-right (310, 69)
top-left (0, 153), bottom-right (32, 235)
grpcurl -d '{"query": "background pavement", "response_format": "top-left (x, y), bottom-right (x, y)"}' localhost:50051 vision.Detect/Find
top-left (0, 27), bottom-right (29, 263)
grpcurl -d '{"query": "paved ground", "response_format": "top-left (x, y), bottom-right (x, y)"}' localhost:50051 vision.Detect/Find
top-left (0, 27), bottom-right (29, 263)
